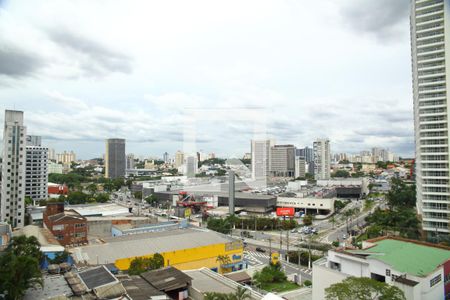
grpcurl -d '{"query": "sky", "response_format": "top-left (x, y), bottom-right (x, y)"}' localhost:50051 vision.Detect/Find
top-left (0, 0), bottom-right (414, 159)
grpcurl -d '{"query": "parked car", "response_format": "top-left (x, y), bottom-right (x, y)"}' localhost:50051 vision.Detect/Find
top-left (255, 247), bottom-right (266, 253)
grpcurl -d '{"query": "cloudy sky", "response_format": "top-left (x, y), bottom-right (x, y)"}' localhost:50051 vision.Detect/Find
top-left (0, 0), bottom-right (413, 159)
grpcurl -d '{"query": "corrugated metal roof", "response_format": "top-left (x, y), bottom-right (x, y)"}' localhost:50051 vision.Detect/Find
top-left (73, 228), bottom-right (236, 265)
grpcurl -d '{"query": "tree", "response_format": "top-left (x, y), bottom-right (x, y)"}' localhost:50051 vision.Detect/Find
top-left (386, 179), bottom-right (416, 209)
top-left (0, 236), bottom-right (44, 300)
top-left (133, 191), bottom-right (143, 200)
top-left (329, 216), bottom-right (337, 229)
top-left (303, 215), bottom-right (313, 226)
top-left (145, 194), bottom-right (158, 207)
top-left (24, 196), bottom-right (33, 206)
top-left (95, 193), bottom-right (110, 203)
top-left (7, 235), bottom-right (43, 261)
top-left (325, 277), bottom-right (405, 300)
top-left (66, 191), bottom-right (89, 204)
top-left (216, 255), bottom-right (231, 269)
top-left (332, 170), bottom-right (350, 178)
top-left (204, 286), bottom-right (251, 300)
top-left (128, 253), bottom-right (165, 275)
top-left (87, 183), bottom-right (97, 195)
top-left (253, 263), bottom-right (287, 287)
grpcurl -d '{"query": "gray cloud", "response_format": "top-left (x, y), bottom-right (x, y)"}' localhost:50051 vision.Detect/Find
top-left (0, 45), bottom-right (45, 78)
top-left (340, 0), bottom-right (410, 41)
top-left (46, 28), bottom-right (132, 76)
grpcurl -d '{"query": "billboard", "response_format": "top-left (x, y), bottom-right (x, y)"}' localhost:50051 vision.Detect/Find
top-left (276, 207), bottom-right (294, 217)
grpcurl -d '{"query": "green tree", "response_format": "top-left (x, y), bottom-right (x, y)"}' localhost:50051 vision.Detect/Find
top-left (303, 215), bottom-right (313, 226)
top-left (66, 191), bottom-right (89, 204)
top-left (95, 193), bottom-right (110, 203)
top-left (133, 191), bottom-right (143, 200)
top-left (207, 218), bottom-right (232, 234)
top-left (332, 170), bottom-right (350, 178)
top-left (7, 235), bottom-right (43, 261)
top-left (128, 253), bottom-right (165, 275)
top-left (253, 263), bottom-right (287, 286)
top-left (204, 286), bottom-right (251, 300)
top-left (145, 194), bottom-right (158, 207)
top-left (24, 196), bottom-right (33, 206)
top-left (87, 183), bottom-right (97, 195)
top-left (149, 253), bottom-right (164, 270)
top-left (0, 236), bottom-right (44, 300)
top-left (386, 179), bottom-right (416, 209)
top-left (325, 277), bottom-right (405, 300)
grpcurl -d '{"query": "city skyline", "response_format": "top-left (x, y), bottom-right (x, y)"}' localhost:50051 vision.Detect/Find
top-left (0, 0), bottom-right (413, 159)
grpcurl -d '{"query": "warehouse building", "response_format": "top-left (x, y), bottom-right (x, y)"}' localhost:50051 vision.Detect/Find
top-left (72, 228), bottom-right (244, 274)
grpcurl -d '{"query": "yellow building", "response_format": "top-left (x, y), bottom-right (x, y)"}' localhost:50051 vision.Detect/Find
top-left (72, 228), bottom-right (244, 274)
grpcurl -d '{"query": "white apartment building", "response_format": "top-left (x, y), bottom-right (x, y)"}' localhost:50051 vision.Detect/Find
top-left (313, 139), bottom-right (330, 180)
top-left (295, 156), bottom-right (306, 178)
top-left (175, 150), bottom-right (185, 168)
top-left (184, 155), bottom-right (198, 178)
top-left (25, 136), bottom-right (48, 202)
top-left (1, 110), bottom-right (27, 228)
top-left (251, 139), bottom-right (274, 180)
top-left (411, 0), bottom-right (450, 238)
top-left (126, 153), bottom-right (135, 169)
top-left (56, 150), bottom-right (76, 164)
top-left (312, 237), bottom-right (450, 300)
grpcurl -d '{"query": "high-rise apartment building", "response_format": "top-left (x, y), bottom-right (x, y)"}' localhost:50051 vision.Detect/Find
top-left (175, 151), bottom-right (185, 168)
top-left (184, 155), bottom-right (198, 178)
top-left (163, 152), bottom-right (169, 163)
top-left (126, 153), bottom-right (135, 169)
top-left (313, 139), bottom-right (330, 180)
top-left (1, 110), bottom-right (27, 228)
top-left (270, 144), bottom-right (295, 177)
top-left (105, 138), bottom-right (126, 179)
top-left (56, 151), bottom-right (76, 164)
top-left (251, 139), bottom-right (274, 180)
top-left (295, 156), bottom-right (306, 178)
top-left (25, 135), bottom-right (48, 202)
top-left (411, 0), bottom-right (450, 238)
top-left (48, 148), bottom-right (56, 161)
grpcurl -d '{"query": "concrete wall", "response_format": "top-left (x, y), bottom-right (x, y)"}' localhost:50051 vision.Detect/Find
top-left (312, 258), bottom-right (349, 300)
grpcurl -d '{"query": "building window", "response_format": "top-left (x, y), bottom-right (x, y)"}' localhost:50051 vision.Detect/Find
top-left (430, 274), bottom-right (442, 287)
top-left (386, 269), bottom-right (391, 276)
top-left (75, 223), bottom-right (85, 228)
top-left (53, 224), bottom-right (64, 231)
top-left (75, 232), bottom-right (86, 238)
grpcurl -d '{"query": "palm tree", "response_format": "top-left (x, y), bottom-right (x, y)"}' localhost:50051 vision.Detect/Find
top-left (329, 216), bottom-right (337, 229)
top-left (234, 286), bottom-right (251, 300)
top-left (216, 255), bottom-right (231, 267)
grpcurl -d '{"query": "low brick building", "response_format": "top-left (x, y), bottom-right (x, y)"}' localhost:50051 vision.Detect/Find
top-left (43, 203), bottom-right (88, 246)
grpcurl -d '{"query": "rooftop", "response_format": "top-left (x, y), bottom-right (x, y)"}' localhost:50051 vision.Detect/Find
top-left (140, 266), bottom-right (192, 291)
top-left (354, 238), bottom-right (450, 277)
top-left (72, 228), bottom-right (237, 265)
top-left (185, 268), bottom-right (263, 300)
top-left (122, 276), bottom-right (167, 300)
top-left (14, 225), bottom-right (64, 252)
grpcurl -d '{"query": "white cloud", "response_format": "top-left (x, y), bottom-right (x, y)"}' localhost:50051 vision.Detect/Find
top-left (0, 0), bottom-right (414, 158)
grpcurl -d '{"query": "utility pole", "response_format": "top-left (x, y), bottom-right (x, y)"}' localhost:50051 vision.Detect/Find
top-left (279, 227), bottom-right (283, 254)
top-left (308, 235), bottom-right (312, 269)
top-left (286, 230), bottom-right (290, 263)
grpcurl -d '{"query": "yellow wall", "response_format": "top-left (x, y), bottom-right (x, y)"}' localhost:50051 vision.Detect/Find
top-left (115, 242), bottom-right (243, 274)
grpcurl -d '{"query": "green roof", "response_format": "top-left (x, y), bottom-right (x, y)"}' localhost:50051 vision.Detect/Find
top-left (357, 239), bottom-right (450, 277)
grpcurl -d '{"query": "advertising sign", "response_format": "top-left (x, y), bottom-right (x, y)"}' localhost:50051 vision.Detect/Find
top-left (276, 207), bottom-right (295, 217)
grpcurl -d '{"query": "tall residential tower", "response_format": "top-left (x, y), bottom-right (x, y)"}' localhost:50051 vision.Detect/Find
top-left (25, 135), bottom-right (48, 202)
top-left (313, 139), bottom-right (330, 180)
top-left (1, 110), bottom-right (27, 228)
top-left (411, 0), bottom-right (450, 238)
top-left (251, 139), bottom-right (274, 180)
